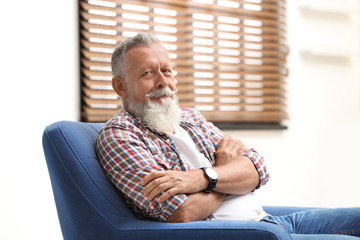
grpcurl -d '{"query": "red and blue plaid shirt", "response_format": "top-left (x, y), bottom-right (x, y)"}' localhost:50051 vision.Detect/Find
top-left (96, 107), bottom-right (269, 222)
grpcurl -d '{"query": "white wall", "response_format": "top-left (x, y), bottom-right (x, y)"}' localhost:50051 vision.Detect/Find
top-left (226, 0), bottom-right (360, 208)
top-left (1, 1), bottom-right (359, 239)
top-left (0, 1), bottom-right (78, 239)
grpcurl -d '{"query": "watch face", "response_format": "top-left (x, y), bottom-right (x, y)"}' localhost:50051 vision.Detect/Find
top-left (206, 168), bottom-right (218, 179)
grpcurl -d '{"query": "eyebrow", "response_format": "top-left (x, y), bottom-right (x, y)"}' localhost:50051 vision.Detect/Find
top-left (136, 64), bottom-right (152, 76)
top-left (135, 61), bottom-right (172, 77)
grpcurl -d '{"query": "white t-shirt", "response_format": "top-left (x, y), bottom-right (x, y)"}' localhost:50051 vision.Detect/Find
top-left (167, 125), bottom-right (268, 221)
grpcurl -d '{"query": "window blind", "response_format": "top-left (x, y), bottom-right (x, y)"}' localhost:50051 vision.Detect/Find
top-left (80, 0), bottom-right (288, 125)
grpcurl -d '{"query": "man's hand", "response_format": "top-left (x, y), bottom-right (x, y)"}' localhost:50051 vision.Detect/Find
top-left (215, 136), bottom-right (247, 166)
top-left (140, 169), bottom-right (207, 203)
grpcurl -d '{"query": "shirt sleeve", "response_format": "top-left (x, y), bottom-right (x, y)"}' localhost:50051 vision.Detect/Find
top-left (242, 148), bottom-right (270, 189)
top-left (96, 124), bottom-right (188, 222)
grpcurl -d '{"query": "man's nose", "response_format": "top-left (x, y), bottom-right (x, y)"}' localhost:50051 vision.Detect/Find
top-left (155, 71), bottom-right (169, 89)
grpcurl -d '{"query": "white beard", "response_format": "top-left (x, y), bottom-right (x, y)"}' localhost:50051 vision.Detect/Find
top-left (127, 88), bottom-right (181, 133)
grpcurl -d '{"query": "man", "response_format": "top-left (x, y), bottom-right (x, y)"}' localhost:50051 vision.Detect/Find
top-left (96, 33), bottom-right (360, 238)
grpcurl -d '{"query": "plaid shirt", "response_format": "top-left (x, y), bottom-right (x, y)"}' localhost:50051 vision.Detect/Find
top-left (96, 107), bottom-right (269, 222)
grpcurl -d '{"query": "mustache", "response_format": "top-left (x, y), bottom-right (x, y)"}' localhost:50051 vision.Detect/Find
top-left (146, 87), bottom-right (176, 98)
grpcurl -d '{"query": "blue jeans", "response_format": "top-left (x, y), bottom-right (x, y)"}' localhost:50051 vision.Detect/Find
top-left (262, 208), bottom-right (360, 239)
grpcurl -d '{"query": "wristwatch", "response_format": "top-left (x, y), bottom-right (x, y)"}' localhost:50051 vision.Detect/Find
top-left (201, 167), bottom-right (218, 193)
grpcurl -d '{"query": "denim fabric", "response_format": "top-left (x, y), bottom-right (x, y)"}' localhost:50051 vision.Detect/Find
top-left (262, 208), bottom-right (360, 239)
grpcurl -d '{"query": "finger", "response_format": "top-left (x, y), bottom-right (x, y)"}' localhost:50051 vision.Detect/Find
top-left (227, 138), bottom-right (240, 153)
top-left (237, 146), bottom-right (246, 155)
top-left (236, 139), bottom-right (246, 148)
top-left (146, 181), bottom-right (175, 202)
top-left (140, 171), bottom-right (164, 186)
top-left (218, 137), bottom-right (226, 148)
top-left (219, 135), bottom-right (233, 146)
top-left (143, 174), bottom-right (169, 197)
top-left (218, 136), bottom-right (235, 151)
top-left (232, 139), bottom-right (246, 150)
top-left (228, 138), bottom-right (239, 150)
top-left (156, 187), bottom-right (180, 203)
top-left (239, 141), bottom-right (247, 152)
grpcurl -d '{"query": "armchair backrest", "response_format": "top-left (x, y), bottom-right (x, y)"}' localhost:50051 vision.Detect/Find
top-left (42, 121), bottom-right (138, 239)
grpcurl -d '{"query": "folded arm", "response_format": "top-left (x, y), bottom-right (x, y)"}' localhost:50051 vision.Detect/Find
top-left (142, 136), bottom-right (268, 202)
top-left (166, 191), bottom-right (226, 223)
top-left (213, 156), bottom-right (259, 195)
top-left (141, 136), bottom-right (269, 222)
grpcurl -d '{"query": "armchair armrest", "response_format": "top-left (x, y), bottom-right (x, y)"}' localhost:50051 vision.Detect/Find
top-left (118, 219), bottom-right (292, 240)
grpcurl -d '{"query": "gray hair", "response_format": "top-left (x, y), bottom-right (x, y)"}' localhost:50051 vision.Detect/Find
top-left (111, 32), bottom-right (160, 79)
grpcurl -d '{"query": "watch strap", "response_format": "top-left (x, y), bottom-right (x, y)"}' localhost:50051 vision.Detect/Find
top-left (201, 167), bottom-right (218, 193)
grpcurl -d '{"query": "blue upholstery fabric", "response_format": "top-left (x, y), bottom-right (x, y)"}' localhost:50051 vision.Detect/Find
top-left (42, 121), bottom-right (310, 240)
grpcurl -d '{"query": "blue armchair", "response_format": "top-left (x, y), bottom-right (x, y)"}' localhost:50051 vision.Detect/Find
top-left (42, 121), bottom-right (311, 240)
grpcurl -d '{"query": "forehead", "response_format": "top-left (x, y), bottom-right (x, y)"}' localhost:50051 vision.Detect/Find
top-left (125, 43), bottom-right (170, 65)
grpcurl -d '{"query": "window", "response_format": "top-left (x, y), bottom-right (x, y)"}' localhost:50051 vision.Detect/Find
top-left (79, 0), bottom-right (288, 128)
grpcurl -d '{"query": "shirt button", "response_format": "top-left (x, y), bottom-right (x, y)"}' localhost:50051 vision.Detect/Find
top-left (166, 139), bottom-right (171, 143)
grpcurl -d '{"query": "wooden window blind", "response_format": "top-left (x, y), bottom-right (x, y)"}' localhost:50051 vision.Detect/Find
top-left (80, 0), bottom-right (288, 126)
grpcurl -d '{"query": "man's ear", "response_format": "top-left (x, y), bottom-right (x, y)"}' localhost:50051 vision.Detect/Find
top-left (112, 76), bottom-right (128, 98)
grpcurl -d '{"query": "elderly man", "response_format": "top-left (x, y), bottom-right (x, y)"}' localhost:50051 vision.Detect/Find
top-left (96, 33), bottom-right (360, 239)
